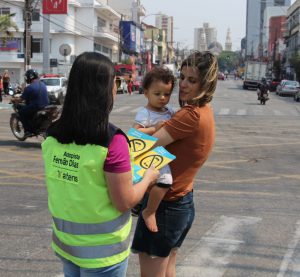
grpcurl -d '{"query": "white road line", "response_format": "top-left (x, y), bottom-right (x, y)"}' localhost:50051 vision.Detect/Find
top-left (277, 220), bottom-right (300, 277)
top-left (218, 108), bottom-right (230, 115)
top-left (176, 216), bottom-right (261, 277)
top-left (253, 109), bottom-right (263, 116)
top-left (112, 106), bottom-right (131, 113)
top-left (289, 110), bottom-right (299, 116)
top-left (130, 107), bottom-right (143, 113)
top-left (236, 109), bottom-right (247, 115)
top-left (274, 109), bottom-right (284, 116)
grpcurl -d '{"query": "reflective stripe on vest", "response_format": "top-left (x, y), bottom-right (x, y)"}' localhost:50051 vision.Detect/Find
top-left (53, 211), bottom-right (131, 235)
top-left (52, 231), bottom-right (131, 259)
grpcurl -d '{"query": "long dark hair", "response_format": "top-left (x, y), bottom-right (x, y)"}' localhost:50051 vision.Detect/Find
top-left (47, 52), bottom-right (115, 145)
top-left (180, 51), bottom-right (218, 107)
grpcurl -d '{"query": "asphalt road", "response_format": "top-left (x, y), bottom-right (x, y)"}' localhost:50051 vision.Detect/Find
top-left (0, 78), bottom-right (300, 277)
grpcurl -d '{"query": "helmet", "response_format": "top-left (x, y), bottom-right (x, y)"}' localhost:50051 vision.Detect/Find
top-left (24, 69), bottom-right (39, 84)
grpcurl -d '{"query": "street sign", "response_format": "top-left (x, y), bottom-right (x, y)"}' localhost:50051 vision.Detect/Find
top-left (42, 0), bottom-right (68, 14)
top-left (17, 53), bottom-right (24, 59)
top-left (50, 58), bottom-right (58, 67)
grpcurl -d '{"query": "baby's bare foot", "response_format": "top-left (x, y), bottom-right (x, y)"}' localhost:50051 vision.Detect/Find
top-left (142, 209), bottom-right (158, 232)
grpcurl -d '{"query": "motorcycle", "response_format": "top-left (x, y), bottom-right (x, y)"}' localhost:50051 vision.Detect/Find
top-left (257, 90), bottom-right (269, 105)
top-left (9, 98), bottom-right (59, 141)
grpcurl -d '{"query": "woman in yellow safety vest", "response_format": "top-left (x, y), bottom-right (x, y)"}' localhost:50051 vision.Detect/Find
top-left (42, 52), bottom-right (158, 277)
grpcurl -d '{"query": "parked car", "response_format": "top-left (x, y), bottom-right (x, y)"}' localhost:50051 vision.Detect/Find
top-left (218, 72), bottom-right (225, 80)
top-left (116, 77), bottom-right (128, 94)
top-left (40, 74), bottom-right (67, 105)
top-left (269, 78), bottom-right (281, 92)
top-left (294, 89), bottom-right (300, 102)
top-left (276, 80), bottom-right (300, 97)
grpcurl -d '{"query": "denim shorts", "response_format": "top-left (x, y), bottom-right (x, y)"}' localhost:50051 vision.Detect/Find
top-left (57, 255), bottom-right (128, 277)
top-left (131, 191), bottom-right (195, 257)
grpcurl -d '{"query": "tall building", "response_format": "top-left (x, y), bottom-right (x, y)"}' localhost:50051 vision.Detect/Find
top-left (194, 28), bottom-right (207, 51)
top-left (108, 0), bottom-right (145, 23)
top-left (155, 14), bottom-right (173, 46)
top-left (194, 23), bottom-right (217, 51)
top-left (225, 28), bottom-right (232, 51)
top-left (246, 0), bottom-right (291, 59)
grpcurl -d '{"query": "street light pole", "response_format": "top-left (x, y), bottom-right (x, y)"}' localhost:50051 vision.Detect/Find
top-left (24, 0), bottom-right (33, 71)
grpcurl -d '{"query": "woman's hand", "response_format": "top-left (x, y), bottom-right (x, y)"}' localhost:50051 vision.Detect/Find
top-left (143, 165), bottom-right (159, 188)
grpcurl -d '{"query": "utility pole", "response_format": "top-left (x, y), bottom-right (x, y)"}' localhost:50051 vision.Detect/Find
top-left (24, 0), bottom-right (33, 71)
top-left (118, 14), bottom-right (123, 63)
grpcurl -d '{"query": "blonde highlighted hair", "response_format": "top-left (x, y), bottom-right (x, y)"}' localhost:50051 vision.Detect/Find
top-left (180, 51), bottom-right (218, 107)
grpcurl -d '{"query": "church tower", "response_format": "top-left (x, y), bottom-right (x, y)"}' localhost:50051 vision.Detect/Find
top-left (225, 28), bottom-right (232, 51)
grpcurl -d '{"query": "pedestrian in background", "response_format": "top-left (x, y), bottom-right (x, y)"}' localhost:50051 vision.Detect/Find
top-left (131, 51), bottom-right (218, 277)
top-left (41, 52), bottom-right (158, 277)
top-left (3, 70), bottom-right (10, 96)
top-left (127, 74), bottom-right (133, 95)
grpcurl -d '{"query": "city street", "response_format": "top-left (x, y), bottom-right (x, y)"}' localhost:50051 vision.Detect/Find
top-left (1, 78), bottom-right (300, 276)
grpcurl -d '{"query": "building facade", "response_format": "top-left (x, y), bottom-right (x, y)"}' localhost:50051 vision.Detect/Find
top-left (0, 0), bottom-right (123, 82)
top-left (246, 0), bottom-right (290, 59)
top-left (284, 0), bottom-right (300, 79)
top-left (194, 23), bottom-right (217, 52)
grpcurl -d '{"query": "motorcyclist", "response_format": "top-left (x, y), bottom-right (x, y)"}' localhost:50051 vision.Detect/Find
top-left (12, 69), bottom-right (49, 136)
top-left (257, 78), bottom-right (269, 100)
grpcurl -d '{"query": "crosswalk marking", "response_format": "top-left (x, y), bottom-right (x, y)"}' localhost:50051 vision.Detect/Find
top-left (130, 107), bottom-right (143, 113)
top-left (218, 108), bottom-right (230, 115)
top-left (110, 105), bottom-right (300, 117)
top-left (277, 220), bottom-right (300, 277)
top-left (176, 216), bottom-right (261, 277)
top-left (290, 110), bottom-right (299, 116)
top-left (274, 109), bottom-right (284, 116)
top-left (236, 109), bottom-right (247, 115)
top-left (253, 109), bottom-right (264, 116)
top-left (112, 106), bottom-right (131, 113)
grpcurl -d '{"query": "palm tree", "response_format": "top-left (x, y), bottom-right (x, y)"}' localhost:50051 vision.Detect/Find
top-left (0, 13), bottom-right (18, 47)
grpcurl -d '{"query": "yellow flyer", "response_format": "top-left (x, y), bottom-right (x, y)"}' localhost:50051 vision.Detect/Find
top-left (134, 146), bottom-right (176, 177)
top-left (127, 128), bottom-right (158, 158)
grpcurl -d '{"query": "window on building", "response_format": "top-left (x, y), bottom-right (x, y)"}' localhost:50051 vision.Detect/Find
top-left (32, 9), bottom-right (40, 21)
top-left (0, 37), bottom-right (21, 52)
top-left (97, 17), bottom-right (106, 27)
top-left (94, 43), bottom-right (112, 59)
top-left (0, 7), bottom-right (10, 15)
top-left (32, 38), bottom-right (43, 53)
top-left (274, 0), bottom-right (285, 6)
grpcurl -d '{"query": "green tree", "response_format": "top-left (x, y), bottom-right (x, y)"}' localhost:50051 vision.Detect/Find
top-left (0, 13), bottom-right (18, 46)
top-left (217, 51), bottom-right (240, 72)
top-left (289, 54), bottom-right (300, 82)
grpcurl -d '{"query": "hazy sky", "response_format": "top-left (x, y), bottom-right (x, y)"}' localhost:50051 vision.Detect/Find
top-left (140, 0), bottom-right (247, 51)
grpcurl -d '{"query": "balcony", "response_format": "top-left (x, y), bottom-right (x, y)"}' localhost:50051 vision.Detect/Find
top-left (0, 52), bottom-right (43, 63)
top-left (137, 4), bottom-right (146, 17)
top-left (93, 26), bottom-right (119, 43)
top-left (94, 2), bottom-right (121, 20)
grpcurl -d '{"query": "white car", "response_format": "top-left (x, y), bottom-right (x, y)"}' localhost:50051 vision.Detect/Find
top-left (40, 75), bottom-right (68, 105)
top-left (116, 77), bottom-right (128, 94)
top-left (276, 80), bottom-right (300, 97)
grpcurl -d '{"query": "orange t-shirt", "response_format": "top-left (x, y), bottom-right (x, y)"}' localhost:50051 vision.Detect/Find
top-left (163, 104), bottom-right (215, 201)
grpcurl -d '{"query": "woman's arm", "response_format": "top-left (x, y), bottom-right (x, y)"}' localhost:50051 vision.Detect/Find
top-left (105, 167), bottom-right (158, 213)
top-left (152, 126), bottom-right (175, 147)
top-left (133, 122), bottom-right (165, 135)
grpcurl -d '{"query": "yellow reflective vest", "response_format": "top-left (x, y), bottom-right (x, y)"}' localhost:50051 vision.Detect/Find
top-left (42, 127), bottom-right (133, 268)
